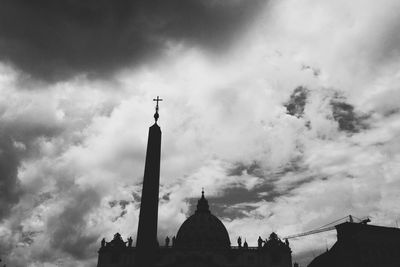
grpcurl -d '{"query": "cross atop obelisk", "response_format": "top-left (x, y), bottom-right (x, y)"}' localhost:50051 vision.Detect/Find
top-left (153, 96), bottom-right (163, 123)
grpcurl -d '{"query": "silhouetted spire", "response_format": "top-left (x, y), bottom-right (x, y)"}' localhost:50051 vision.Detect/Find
top-left (196, 188), bottom-right (210, 214)
top-left (153, 96), bottom-right (163, 123)
top-left (136, 97), bottom-right (163, 267)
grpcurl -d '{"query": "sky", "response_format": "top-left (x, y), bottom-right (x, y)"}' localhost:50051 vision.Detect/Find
top-left (1, 0), bottom-right (400, 266)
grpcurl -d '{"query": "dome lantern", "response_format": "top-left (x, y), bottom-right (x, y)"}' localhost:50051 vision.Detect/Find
top-left (195, 188), bottom-right (210, 214)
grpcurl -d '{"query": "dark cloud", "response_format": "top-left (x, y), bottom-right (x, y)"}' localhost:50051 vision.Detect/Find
top-left (285, 87), bottom-right (370, 134)
top-left (192, 181), bottom-right (280, 220)
top-left (108, 200), bottom-right (118, 208)
top-left (21, 231), bottom-right (41, 246)
top-left (2, 121), bottom-right (64, 158)
top-left (382, 108), bottom-right (400, 117)
top-left (119, 200), bottom-right (130, 210)
top-left (184, 187), bottom-right (261, 219)
top-left (301, 64), bottom-right (321, 77)
top-left (285, 86), bottom-right (309, 118)
top-left (228, 161), bottom-right (265, 178)
top-left (198, 160), bottom-right (312, 219)
top-left (0, 0), bottom-right (264, 81)
top-left (109, 200), bottom-right (131, 222)
top-left (48, 188), bottom-right (100, 259)
top-left (275, 157), bottom-right (306, 176)
top-left (161, 191), bottom-right (171, 202)
top-left (330, 94), bottom-right (370, 133)
top-left (0, 134), bottom-right (22, 220)
top-left (112, 210), bottom-right (128, 222)
top-left (0, 102), bottom-right (67, 221)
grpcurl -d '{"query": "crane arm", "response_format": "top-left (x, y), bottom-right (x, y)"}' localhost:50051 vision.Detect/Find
top-left (284, 226), bottom-right (336, 239)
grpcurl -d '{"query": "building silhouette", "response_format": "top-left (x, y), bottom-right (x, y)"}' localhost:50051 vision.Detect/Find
top-left (97, 98), bottom-right (292, 267)
top-left (308, 221), bottom-right (400, 267)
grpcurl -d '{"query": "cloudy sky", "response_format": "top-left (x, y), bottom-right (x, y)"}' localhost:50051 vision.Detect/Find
top-left (1, 0), bottom-right (400, 266)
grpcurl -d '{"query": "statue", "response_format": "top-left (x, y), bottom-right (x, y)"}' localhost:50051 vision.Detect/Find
top-left (114, 233), bottom-right (122, 241)
top-left (165, 236), bottom-right (170, 247)
top-left (237, 236), bottom-right (242, 248)
top-left (257, 236), bottom-right (263, 248)
top-left (172, 236), bottom-right (176, 247)
top-left (243, 239), bottom-right (248, 249)
top-left (269, 232), bottom-right (278, 241)
top-left (101, 238), bottom-right (106, 248)
top-left (128, 236), bottom-right (133, 247)
top-left (109, 233), bottom-right (126, 247)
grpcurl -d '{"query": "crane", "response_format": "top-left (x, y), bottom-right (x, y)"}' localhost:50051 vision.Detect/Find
top-left (283, 215), bottom-right (370, 240)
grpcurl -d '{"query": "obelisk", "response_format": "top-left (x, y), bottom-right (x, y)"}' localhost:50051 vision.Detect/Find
top-left (136, 96), bottom-right (162, 267)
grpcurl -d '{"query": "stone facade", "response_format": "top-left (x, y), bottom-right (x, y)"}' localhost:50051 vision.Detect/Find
top-left (97, 232), bottom-right (292, 267)
top-left (97, 193), bottom-right (292, 267)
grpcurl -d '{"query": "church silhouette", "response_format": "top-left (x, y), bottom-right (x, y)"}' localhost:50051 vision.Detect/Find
top-left (97, 97), bottom-right (292, 267)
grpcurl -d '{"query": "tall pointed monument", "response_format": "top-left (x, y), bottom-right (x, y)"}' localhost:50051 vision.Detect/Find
top-left (136, 96), bottom-right (163, 267)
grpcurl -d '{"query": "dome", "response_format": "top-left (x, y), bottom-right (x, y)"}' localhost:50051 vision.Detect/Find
top-left (174, 190), bottom-right (231, 249)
